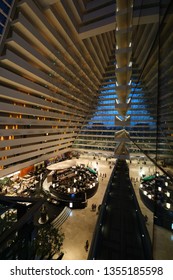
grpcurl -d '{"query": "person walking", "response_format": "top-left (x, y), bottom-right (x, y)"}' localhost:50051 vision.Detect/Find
top-left (85, 240), bottom-right (89, 251)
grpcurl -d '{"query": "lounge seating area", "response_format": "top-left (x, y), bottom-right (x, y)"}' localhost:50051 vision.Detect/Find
top-left (0, 173), bottom-right (40, 197)
top-left (139, 173), bottom-right (173, 231)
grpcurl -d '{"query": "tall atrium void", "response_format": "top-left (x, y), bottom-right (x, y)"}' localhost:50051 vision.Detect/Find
top-left (0, 0), bottom-right (173, 177)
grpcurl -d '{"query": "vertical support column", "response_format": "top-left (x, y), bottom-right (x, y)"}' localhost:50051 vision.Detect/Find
top-left (115, 0), bottom-right (133, 117)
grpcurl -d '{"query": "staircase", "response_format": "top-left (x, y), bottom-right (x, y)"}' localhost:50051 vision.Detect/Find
top-left (51, 206), bottom-right (71, 228)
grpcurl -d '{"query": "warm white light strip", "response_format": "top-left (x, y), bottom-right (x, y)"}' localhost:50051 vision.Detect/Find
top-left (0, 170), bottom-right (20, 179)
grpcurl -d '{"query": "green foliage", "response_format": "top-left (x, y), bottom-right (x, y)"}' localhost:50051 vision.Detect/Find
top-left (32, 224), bottom-right (64, 259)
top-left (0, 177), bottom-right (13, 187)
top-left (0, 210), bottom-right (17, 235)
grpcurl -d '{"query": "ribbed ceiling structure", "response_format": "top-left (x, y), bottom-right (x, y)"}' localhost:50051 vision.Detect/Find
top-left (0, 0), bottom-right (173, 177)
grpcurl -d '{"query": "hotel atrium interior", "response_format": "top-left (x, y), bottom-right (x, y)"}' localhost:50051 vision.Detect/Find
top-left (0, 0), bottom-right (173, 260)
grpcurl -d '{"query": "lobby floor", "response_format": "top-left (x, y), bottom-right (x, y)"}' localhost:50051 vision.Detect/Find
top-left (53, 156), bottom-right (173, 260)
